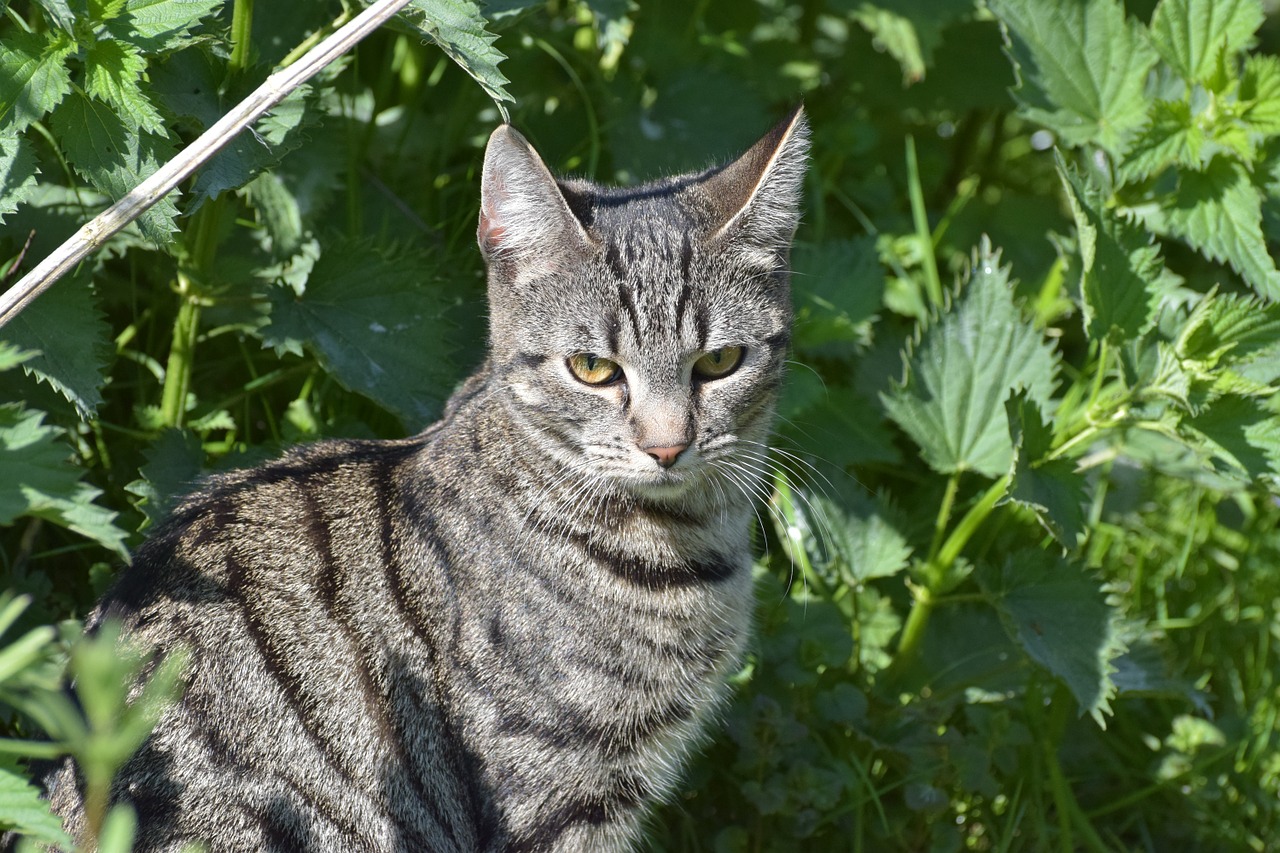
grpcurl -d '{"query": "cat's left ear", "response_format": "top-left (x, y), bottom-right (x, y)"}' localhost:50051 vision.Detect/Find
top-left (700, 105), bottom-right (810, 256)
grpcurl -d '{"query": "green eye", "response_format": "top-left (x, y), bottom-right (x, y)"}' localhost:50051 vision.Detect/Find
top-left (693, 346), bottom-right (745, 380)
top-left (567, 353), bottom-right (624, 385)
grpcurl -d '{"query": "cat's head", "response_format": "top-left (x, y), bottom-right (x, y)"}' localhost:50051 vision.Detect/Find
top-left (477, 108), bottom-right (808, 505)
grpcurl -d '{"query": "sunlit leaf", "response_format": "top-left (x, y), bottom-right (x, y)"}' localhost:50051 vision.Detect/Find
top-left (991, 0), bottom-right (1157, 154)
top-left (84, 38), bottom-right (167, 136)
top-left (397, 0), bottom-right (513, 113)
top-left (0, 30), bottom-right (75, 135)
top-left (1004, 393), bottom-right (1086, 547)
top-left (1148, 0), bottom-right (1262, 85)
top-left (883, 242), bottom-right (1059, 477)
top-left (0, 757), bottom-right (71, 846)
top-left (0, 134), bottom-right (39, 223)
top-left (114, 0), bottom-right (224, 52)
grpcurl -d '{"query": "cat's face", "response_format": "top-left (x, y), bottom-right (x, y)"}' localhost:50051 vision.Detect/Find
top-left (478, 110), bottom-right (808, 506)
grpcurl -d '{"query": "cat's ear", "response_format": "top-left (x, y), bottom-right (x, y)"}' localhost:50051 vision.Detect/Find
top-left (701, 105), bottom-right (809, 256)
top-left (478, 125), bottom-right (591, 270)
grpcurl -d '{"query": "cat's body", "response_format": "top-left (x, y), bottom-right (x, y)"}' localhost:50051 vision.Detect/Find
top-left (47, 108), bottom-right (808, 852)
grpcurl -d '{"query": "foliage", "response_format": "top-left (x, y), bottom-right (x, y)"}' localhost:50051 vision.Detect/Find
top-left (1, 0), bottom-right (1279, 850)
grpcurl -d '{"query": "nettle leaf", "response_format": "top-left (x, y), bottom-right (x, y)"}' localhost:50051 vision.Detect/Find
top-left (1148, 0), bottom-right (1262, 86)
top-left (190, 81), bottom-right (317, 205)
top-left (262, 240), bottom-right (456, 428)
top-left (34, 0), bottom-right (79, 35)
top-left (851, 0), bottom-right (969, 84)
top-left (0, 403), bottom-right (128, 558)
top-left (84, 38), bottom-right (167, 136)
top-left (0, 342), bottom-right (37, 373)
top-left (1183, 394), bottom-right (1280, 478)
top-left (791, 237), bottom-right (884, 351)
top-left (1122, 100), bottom-right (1206, 180)
top-left (991, 0), bottom-right (1157, 155)
top-left (124, 428), bottom-right (203, 530)
top-left (1239, 54), bottom-right (1280, 138)
top-left (982, 550), bottom-right (1122, 725)
top-left (0, 757), bottom-right (71, 847)
top-left (0, 30), bottom-right (75, 135)
top-left (49, 90), bottom-right (179, 247)
top-left (1004, 393), bottom-right (1086, 547)
top-left (112, 0), bottom-right (224, 52)
top-left (802, 494), bottom-right (913, 584)
top-left (1058, 156), bottom-right (1166, 342)
top-left (0, 134), bottom-right (39, 223)
top-left (1155, 156), bottom-right (1280, 300)
top-left (883, 242), bottom-right (1059, 478)
top-left (1177, 288), bottom-right (1280, 365)
top-left (398, 0), bottom-right (513, 113)
top-left (0, 268), bottom-right (112, 419)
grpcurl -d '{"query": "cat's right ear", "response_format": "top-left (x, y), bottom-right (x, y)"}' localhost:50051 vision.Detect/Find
top-left (478, 125), bottom-right (591, 272)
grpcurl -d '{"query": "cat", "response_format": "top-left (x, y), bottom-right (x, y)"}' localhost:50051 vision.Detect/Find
top-left (46, 105), bottom-right (809, 852)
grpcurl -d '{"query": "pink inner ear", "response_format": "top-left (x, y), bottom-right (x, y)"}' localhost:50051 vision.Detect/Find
top-left (478, 203), bottom-right (507, 250)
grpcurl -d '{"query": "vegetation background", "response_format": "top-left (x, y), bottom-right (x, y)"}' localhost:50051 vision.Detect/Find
top-left (2, 0), bottom-right (1280, 849)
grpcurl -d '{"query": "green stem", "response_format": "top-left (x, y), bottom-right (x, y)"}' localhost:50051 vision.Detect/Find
top-left (159, 290), bottom-right (200, 428)
top-left (926, 473), bottom-right (961, 565)
top-left (229, 0), bottom-right (255, 72)
top-left (935, 473), bottom-right (1010, 571)
top-left (906, 135), bottom-right (943, 307)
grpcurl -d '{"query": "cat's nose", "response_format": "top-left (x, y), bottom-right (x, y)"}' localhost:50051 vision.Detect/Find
top-left (644, 444), bottom-right (688, 469)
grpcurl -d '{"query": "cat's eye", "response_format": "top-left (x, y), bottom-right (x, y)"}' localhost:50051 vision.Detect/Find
top-left (693, 346), bottom-right (745, 380)
top-left (567, 353), bottom-right (624, 386)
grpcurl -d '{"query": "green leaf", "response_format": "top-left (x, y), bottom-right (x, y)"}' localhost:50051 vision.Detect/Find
top-left (792, 237), bottom-right (884, 351)
top-left (850, 0), bottom-right (970, 84)
top-left (982, 551), bottom-right (1122, 725)
top-left (1148, 0), bottom-right (1262, 85)
top-left (190, 82), bottom-right (317, 204)
top-left (1183, 393), bottom-right (1280, 478)
top-left (398, 0), bottom-right (513, 113)
top-left (0, 135), bottom-right (39, 224)
top-left (84, 38), bottom-right (167, 136)
top-left (0, 30), bottom-right (75, 135)
top-left (1004, 393), bottom-right (1087, 547)
top-left (114, 0), bottom-right (224, 51)
top-left (1155, 156), bottom-right (1280, 300)
top-left (0, 269), bottom-right (113, 420)
top-left (991, 0), bottom-right (1158, 155)
top-left (882, 242), bottom-right (1060, 478)
top-left (124, 428), bottom-right (204, 530)
top-left (0, 342), bottom-right (37, 373)
top-left (49, 90), bottom-right (179, 247)
top-left (1239, 54), bottom-right (1280, 137)
top-left (1058, 155), bottom-right (1166, 342)
top-left (803, 493), bottom-right (913, 583)
top-left (0, 404), bottom-right (128, 558)
top-left (0, 757), bottom-right (71, 846)
top-left (1176, 288), bottom-right (1280, 365)
top-left (262, 240), bottom-right (456, 428)
top-left (1121, 100), bottom-right (1207, 179)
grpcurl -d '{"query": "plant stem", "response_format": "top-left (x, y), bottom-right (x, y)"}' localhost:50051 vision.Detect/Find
top-left (230, 0), bottom-right (255, 71)
top-left (159, 286), bottom-right (200, 428)
top-left (906, 135), bottom-right (943, 307)
top-left (927, 472), bottom-right (961, 565)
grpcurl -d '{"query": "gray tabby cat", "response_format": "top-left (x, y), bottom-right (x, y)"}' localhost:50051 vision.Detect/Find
top-left (48, 106), bottom-right (809, 852)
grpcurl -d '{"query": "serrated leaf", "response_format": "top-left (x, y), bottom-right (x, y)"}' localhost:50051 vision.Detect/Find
top-left (0, 134), bottom-right (39, 223)
top-left (114, 0), bottom-right (224, 51)
top-left (0, 342), bottom-right (37, 373)
top-left (90, 0), bottom-right (128, 21)
top-left (33, 0), bottom-right (78, 34)
top-left (398, 0), bottom-right (513, 113)
top-left (792, 237), bottom-right (884, 351)
top-left (1183, 393), bottom-right (1280, 478)
top-left (882, 243), bottom-right (1059, 478)
top-left (1122, 100), bottom-right (1206, 179)
top-left (84, 38), bottom-right (167, 136)
top-left (1239, 54), bottom-right (1280, 137)
top-left (124, 428), bottom-right (203, 529)
top-left (803, 494), bottom-right (913, 583)
top-left (48, 90), bottom-right (179, 247)
top-left (0, 268), bottom-right (112, 419)
top-left (1004, 393), bottom-right (1087, 547)
top-left (982, 551), bottom-right (1121, 725)
top-left (0, 30), bottom-right (75, 135)
top-left (1149, 0), bottom-right (1262, 85)
top-left (190, 82), bottom-right (316, 204)
top-left (0, 757), bottom-right (71, 846)
top-left (1177, 288), bottom-right (1280, 365)
top-left (27, 481), bottom-right (129, 559)
top-left (262, 241), bottom-right (455, 428)
top-left (991, 0), bottom-right (1158, 155)
top-left (1156, 156), bottom-right (1280, 299)
top-left (1058, 155), bottom-right (1166, 342)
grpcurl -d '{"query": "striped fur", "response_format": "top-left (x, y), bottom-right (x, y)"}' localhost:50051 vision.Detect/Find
top-left (47, 108), bottom-right (809, 852)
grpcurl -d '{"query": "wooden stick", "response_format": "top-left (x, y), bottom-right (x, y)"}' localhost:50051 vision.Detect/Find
top-left (0, 0), bottom-right (413, 329)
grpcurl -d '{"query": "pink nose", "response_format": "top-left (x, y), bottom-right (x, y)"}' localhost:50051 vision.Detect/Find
top-left (644, 444), bottom-right (688, 469)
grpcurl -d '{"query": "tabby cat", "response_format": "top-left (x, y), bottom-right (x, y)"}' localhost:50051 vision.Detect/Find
top-left (47, 106), bottom-right (809, 852)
